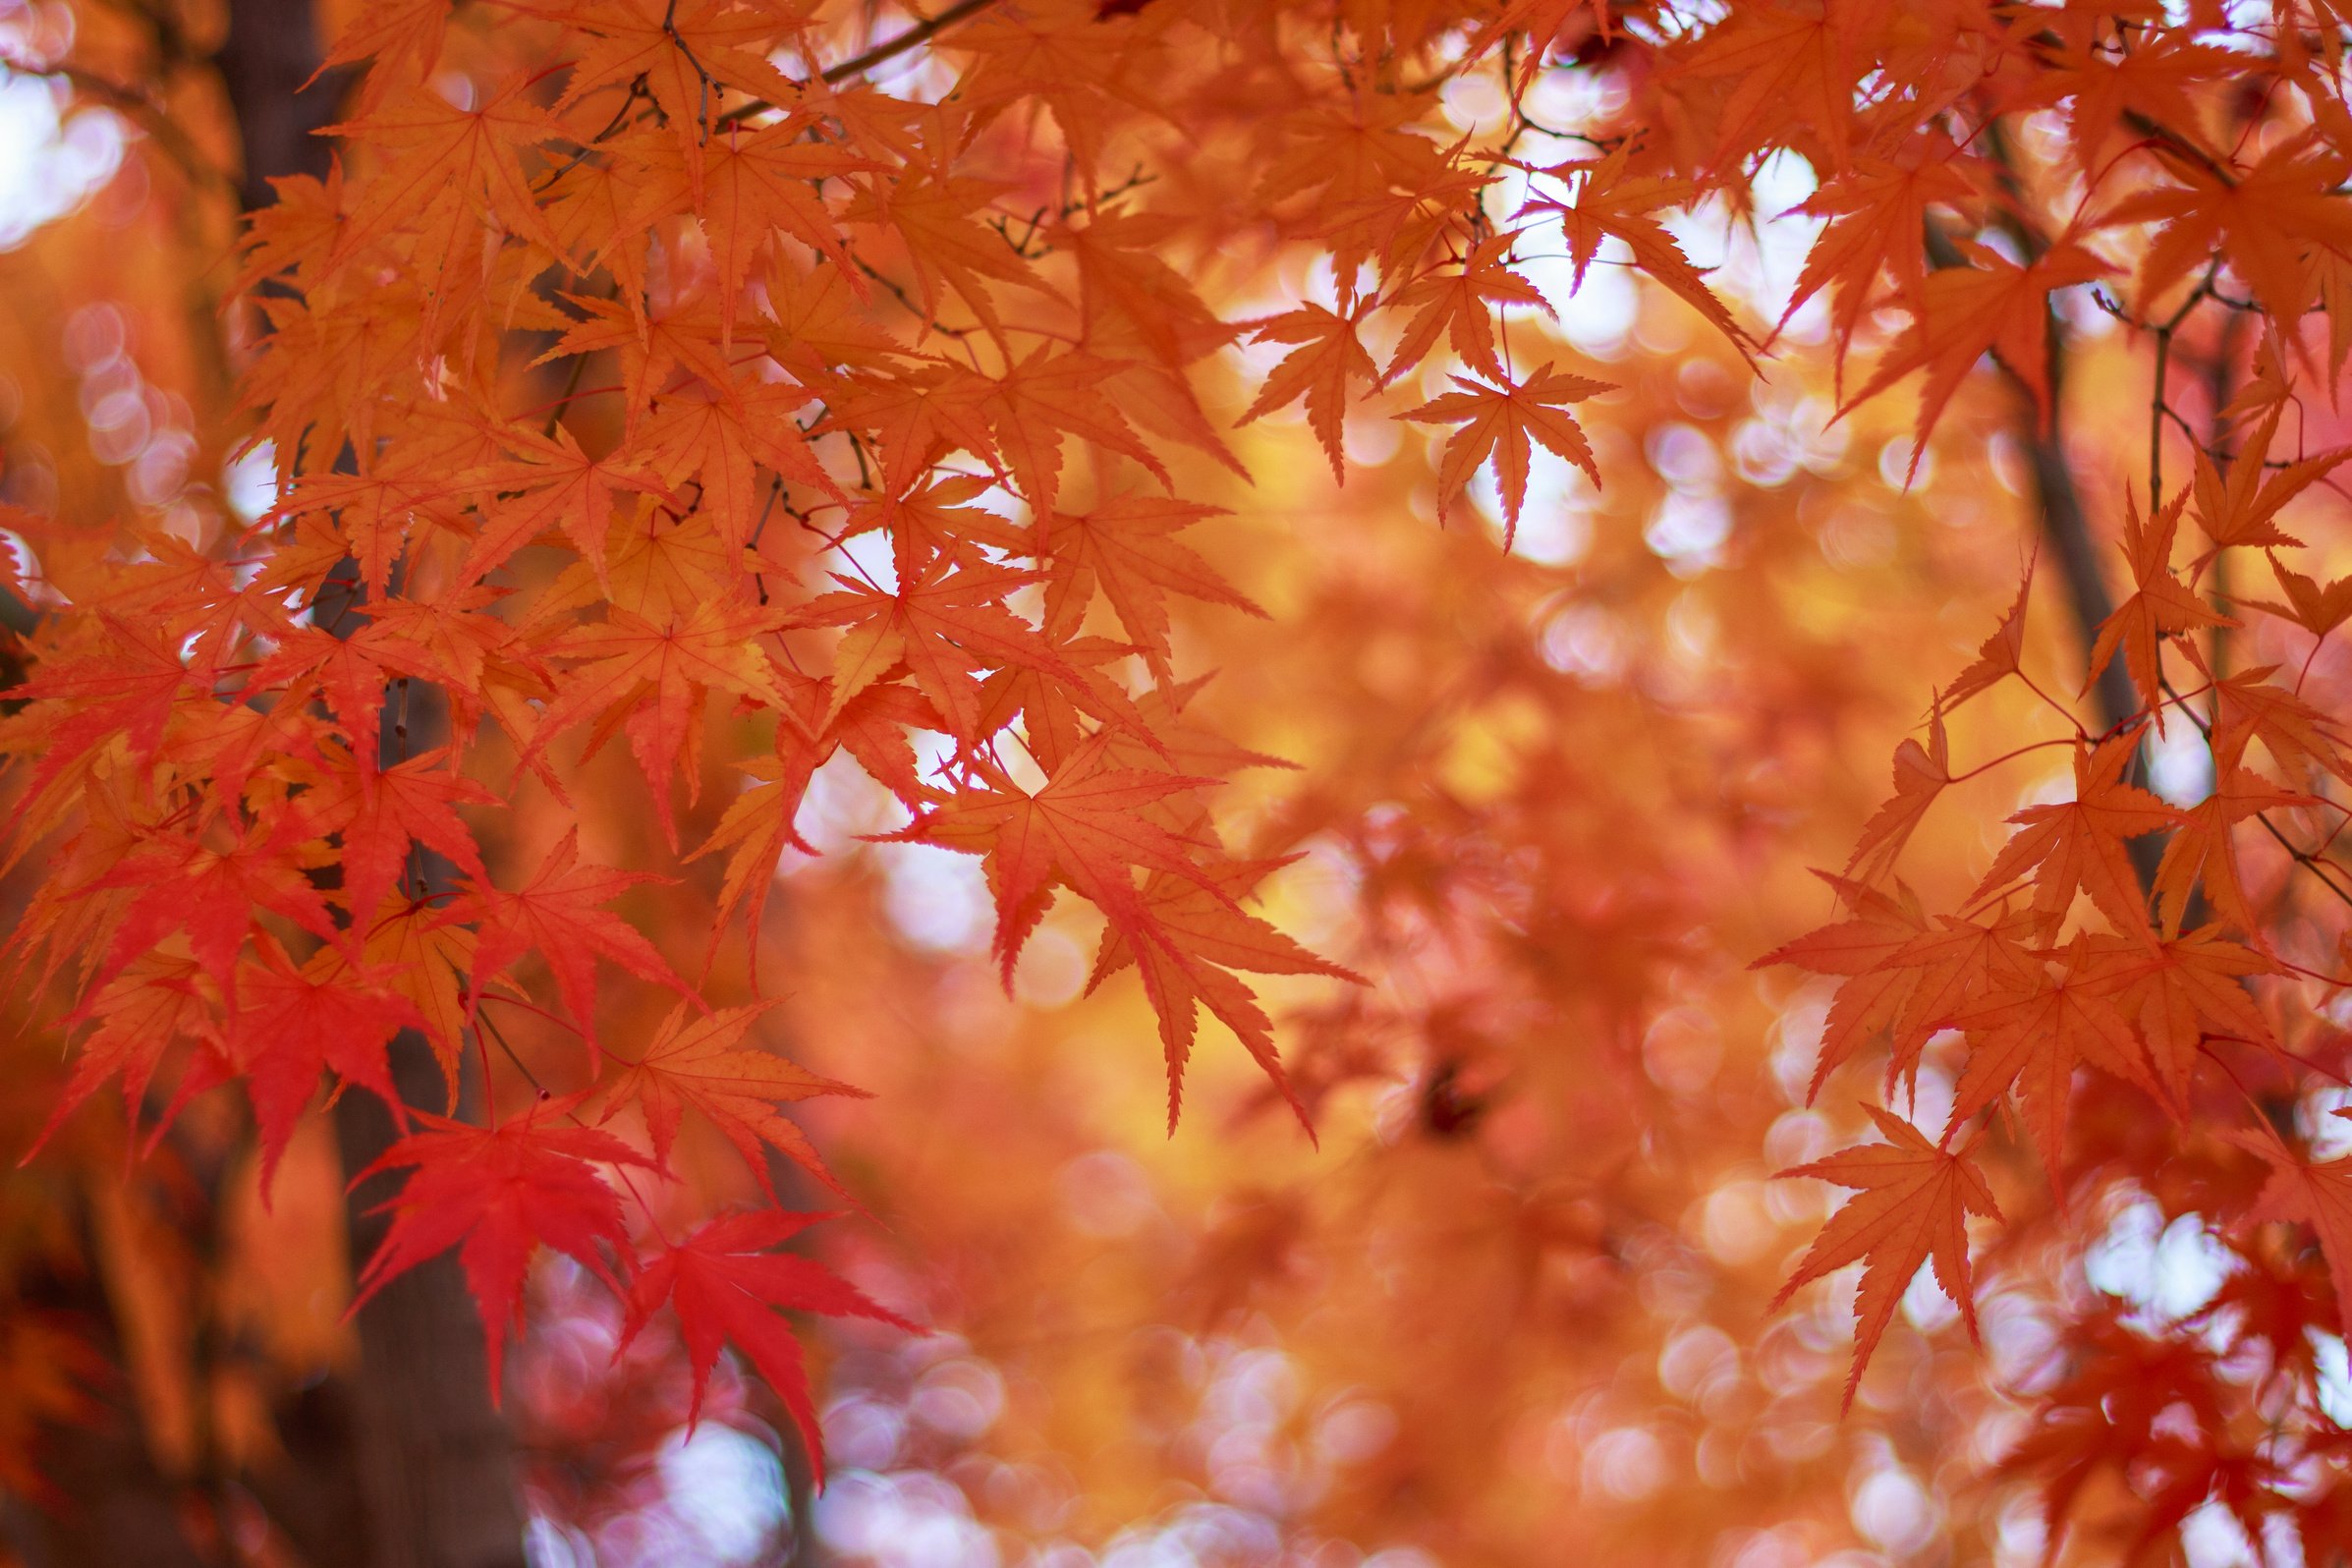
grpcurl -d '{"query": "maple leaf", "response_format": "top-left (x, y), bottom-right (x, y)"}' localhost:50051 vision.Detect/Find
top-left (541, 0), bottom-right (800, 174)
top-left (2153, 762), bottom-right (2309, 941)
top-left (351, 1097), bottom-right (653, 1396)
top-left (689, 743), bottom-right (823, 977)
top-left (31, 948), bottom-right (214, 1158)
top-left (2096, 928), bottom-right (2279, 1107)
top-left (1236, 304), bottom-right (1377, 484)
top-left (526, 600), bottom-right (794, 846)
top-left (1757, 874), bottom-right (1928, 1099)
top-left (1942, 560), bottom-right (2033, 710)
top-left (1381, 235), bottom-right (1554, 383)
top-left (984, 348), bottom-right (1167, 517)
top-left (2210, 667), bottom-right (2352, 786)
top-left (2032, 28), bottom-right (2232, 171)
top-left (882, 731), bottom-right (1223, 990)
top-left (354, 899), bottom-right (477, 1083)
top-left (1945, 940), bottom-right (2160, 1181)
top-left (5, 615), bottom-right (191, 809)
top-left (319, 80), bottom-right (566, 275)
top-left (601, 1002), bottom-right (866, 1200)
top-left (626, 118), bottom-right (871, 346)
top-left (796, 556), bottom-right (1085, 746)
top-left (1847, 239), bottom-right (2112, 465)
top-left (814, 362), bottom-right (1000, 497)
top-left (1779, 153), bottom-right (1981, 374)
top-left (620, 1210), bottom-right (915, 1484)
top-left (1663, 0), bottom-right (1872, 173)
top-left (2247, 552), bottom-right (2352, 643)
top-left (1773, 1105), bottom-right (1999, 1410)
top-left (1045, 208), bottom-right (1233, 369)
top-left (839, 162), bottom-right (1049, 343)
top-left (2104, 130), bottom-right (2352, 345)
top-left (1973, 732), bottom-right (2177, 934)
top-left (1091, 860), bottom-right (1365, 1133)
top-left (1517, 143), bottom-right (1753, 360)
top-left (831, 473), bottom-right (1031, 589)
top-left (2188, 403), bottom-right (2349, 557)
top-left (534, 291), bottom-right (742, 430)
top-left (313, 0), bottom-right (451, 107)
top-left (267, 467), bottom-right (476, 597)
top-left (1401, 364), bottom-right (1609, 543)
top-left (464, 828), bottom-right (693, 1052)
top-left (228, 941), bottom-right (425, 1195)
top-left (1464, 0), bottom-right (1613, 91)
top-left (1255, 88), bottom-right (1448, 227)
top-left (1038, 496), bottom-right (1264, 681)
top-left (2223, 1110), bottom-right (2352, 1345)
top-left (92, 817), bottom-right (343, 990)
top-left (329, 749), bottom-right (497, 929)
top-left (458, 422), bottom-right (669, 588)
top-left (637, 380), bottom-right (844, 551)
top-left (1846, 711), bottom-right (1950, 883)
top-left (2085, 487), bottom-right (2231, 725)
top-left (247, 625), bottom-right (402, 772)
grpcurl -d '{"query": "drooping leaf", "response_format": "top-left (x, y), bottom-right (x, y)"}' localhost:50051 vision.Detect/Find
top-left (1773, 1105), bottom-right (1999, 1410)
top-left (351, 1097), bottom-right (653, 1397)
top-left (621, 1210), bottom-right (916, 1482)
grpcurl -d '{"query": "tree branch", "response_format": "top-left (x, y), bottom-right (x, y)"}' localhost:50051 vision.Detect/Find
top-left (719, 0), bottom-right (1004, 126)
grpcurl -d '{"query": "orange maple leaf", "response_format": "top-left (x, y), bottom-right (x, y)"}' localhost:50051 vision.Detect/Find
top-left (1236, 303), bottom-right (1377, 484)
top-left (1037, 495), bottom-right (1265, 682)
top-left (798, 556), bottom-right (1086, 745)
top-left (2086, 487), bottom-right (2232, 726)
top-left (2210, 666), bottom-right (2352, 786)
top-left (1942, 559), bottom-right (2034, 711)
top-left (1779, 153), bottom-right (1979, 376)
top-left (1848, 239), bottom-right (2111, 467)
top-left (1773, 1105), bottom-right (1999, 1410)
top-left (2247, 551), bottom-right (2352, 643)
top-left (463, 828), bottom-right (694, 1052)
top-left (2104, 130), bottom-right (2352, 345)
top-left (882, 731), bottom-right (1223, 992)
top-left (2188, 403), bottom-right (2349, 556)
top-left (320, 80), bottom-right (567, 274)
top-left (1973, 732), bottom-right (2178, 934)
top-left (1845, 710), bottom-right (1950, 883)
top-left (1517, 143), bottom-right (1754, 360)
top-left (1401, 364), bottom-right (1609, 542)
top-left (1382, 234), bottom-right (1555, 384)
top-left (1092, 860), bottom-right (1365, 1133)
top-left (1945, 940), bottom-right (2160, 1181)
top-left (2153, 762), bottom-right (2310, 941)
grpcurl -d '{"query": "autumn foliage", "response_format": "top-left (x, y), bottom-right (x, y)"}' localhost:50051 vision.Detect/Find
top-left (18, 0), bottom-right (2352, 1562)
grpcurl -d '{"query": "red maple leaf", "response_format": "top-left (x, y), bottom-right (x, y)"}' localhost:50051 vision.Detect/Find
top-left (621, 1210), bottom-right (916, 1482)
top-left (351, 1096), bottom-right (653, 1396)
top-left (463, 828), bottom-right (693, 1052)
top-left (600, 1001), bottom-right (866, 1200)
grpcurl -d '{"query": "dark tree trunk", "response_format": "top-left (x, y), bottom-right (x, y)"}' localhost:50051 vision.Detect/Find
top-left (335, 1065), bottom-right (530, 1568)
top-left (213, 4), bottom-right (531, 1564)
top-left (217, 0), bottom-right (343, 207)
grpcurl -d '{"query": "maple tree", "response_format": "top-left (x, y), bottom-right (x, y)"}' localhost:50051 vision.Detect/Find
top-left (17, 0), bottom-right (2352, 1564)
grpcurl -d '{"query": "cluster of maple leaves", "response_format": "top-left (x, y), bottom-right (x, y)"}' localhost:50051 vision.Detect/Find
top-left (17, 0), bottom-right (2352, 1547)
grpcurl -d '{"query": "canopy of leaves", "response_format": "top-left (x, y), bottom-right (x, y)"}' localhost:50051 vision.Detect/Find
top-left (10, 0), bottom-right (2352, 1564)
